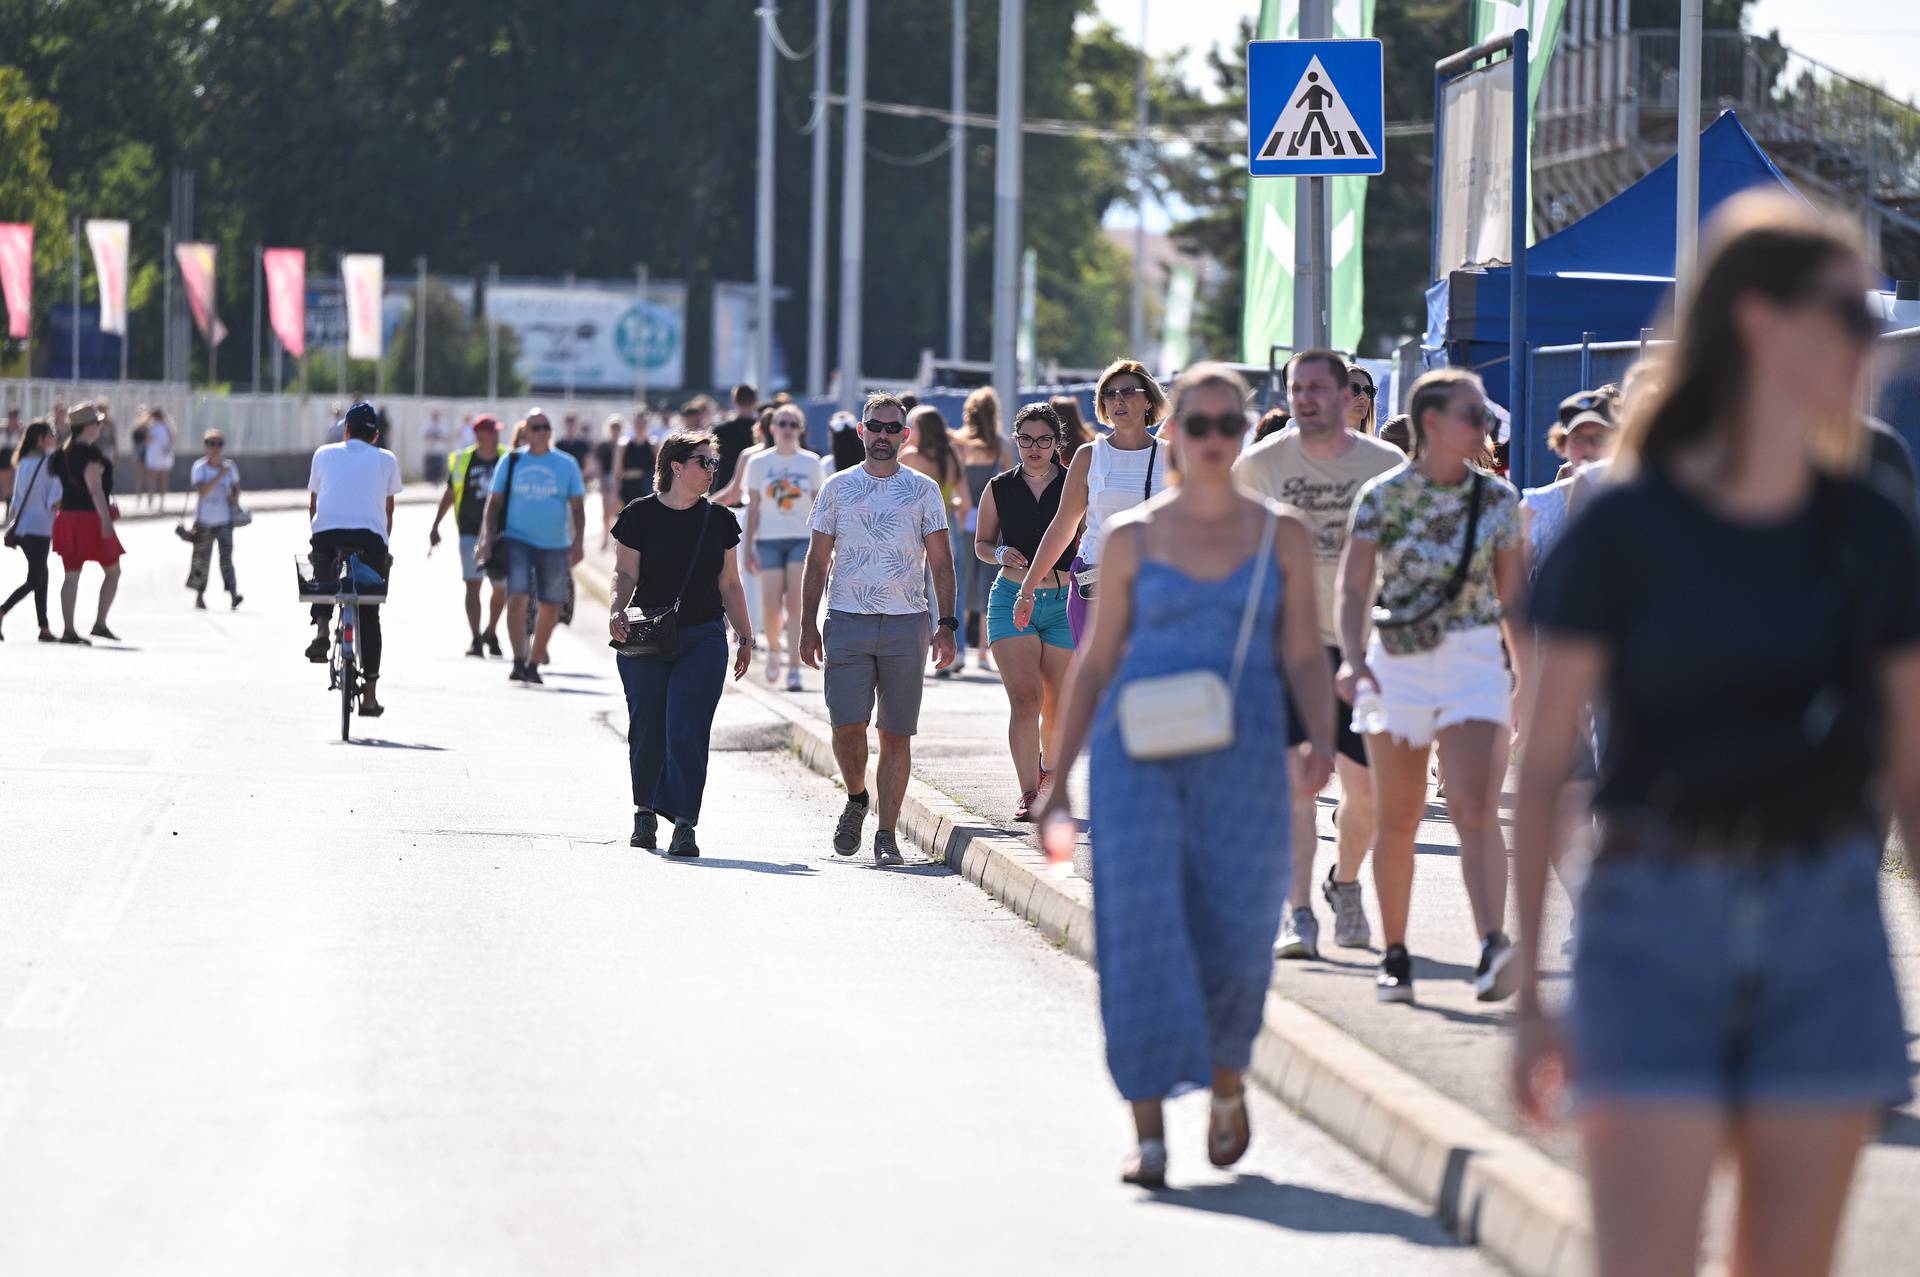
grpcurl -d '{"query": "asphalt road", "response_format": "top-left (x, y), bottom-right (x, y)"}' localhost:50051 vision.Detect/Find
top-left (0, 507), bottom-right (1493, 1276)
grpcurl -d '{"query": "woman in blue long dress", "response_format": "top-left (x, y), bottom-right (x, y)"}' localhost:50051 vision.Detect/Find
top-left (1037, 362), bottom-right (1336, 1188)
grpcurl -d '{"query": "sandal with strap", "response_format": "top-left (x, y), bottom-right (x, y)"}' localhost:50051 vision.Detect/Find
top-left (1208, 1092), bottom-right (1251, 1167)
top-left (1121, 1138), bottom-right (1168, 1189)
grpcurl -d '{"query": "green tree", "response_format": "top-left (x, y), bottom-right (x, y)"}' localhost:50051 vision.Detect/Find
top-left (384, 280), bottom-right (526, 397)
top-left (0, 66), bottom-right (71, 372)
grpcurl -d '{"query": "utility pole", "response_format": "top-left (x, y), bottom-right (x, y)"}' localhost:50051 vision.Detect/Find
top-left (69, 218), bottom-right (79, 384)
top-left (807, 0), bottom-right (832, 395)
top-left (1675, 0), bottom-right (1703, 296)
top-left (991, 0), bottom-right (1025, 426)
top-left (252, 243), bottom-right (262, 394)
top-left (837, 0), bottom-right (869, 410)
top-left (161, 222), bottom-right (173, 386)
top-left (564, 271), bottom-right (576, 403)
top-left (1129, 0), bottom-right (1148, 361)
top-left (756, 6), bottom-right (778, 395)
top-left (414, 255), bottom-right (427, 398)
top-left (635, 262), bottom-right (651, 410)
top-left (486, 262), bottom-right (500, 402)
top-left (1292, 0), bottom-right (1332, 350)
top-left (949, 0), bottom-right (967, 363)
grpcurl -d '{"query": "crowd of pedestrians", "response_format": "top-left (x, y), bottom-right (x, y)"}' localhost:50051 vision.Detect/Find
top-left (6, 188), bottom-right (1917, 1274)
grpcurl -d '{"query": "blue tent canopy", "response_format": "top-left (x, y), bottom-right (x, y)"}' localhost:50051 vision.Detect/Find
top-left (1426, 111), bottom-right (1800, 403)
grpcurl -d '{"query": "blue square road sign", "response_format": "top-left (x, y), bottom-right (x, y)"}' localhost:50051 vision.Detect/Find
top-left (1247, 39), bottom-right (1385, 178)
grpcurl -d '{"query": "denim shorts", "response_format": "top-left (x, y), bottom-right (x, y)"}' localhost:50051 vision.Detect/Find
top-left (502, 538), bottom-right (571, 605)
top-left (1570, 826), bottom-right (1912, 1110)
top-left (458, 534), bottom-right (484, 583)
top-left (755, 537), bottom-right (809, 571)
top-left (985, 575), bottom-right (1074, 650)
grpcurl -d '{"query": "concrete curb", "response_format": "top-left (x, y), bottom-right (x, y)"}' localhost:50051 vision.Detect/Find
top-left (576, 557), bottom-right (1594, 1277)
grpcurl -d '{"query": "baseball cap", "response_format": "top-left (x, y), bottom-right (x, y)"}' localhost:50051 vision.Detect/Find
top-left (472, 414), bottom-right (501, 432)
top-left (1556, 389), bottom-right (1614, 428)
top-left (1564, 407), bottom-right (1615, 433)
top-left (342, 401), bottom-right (379, 431)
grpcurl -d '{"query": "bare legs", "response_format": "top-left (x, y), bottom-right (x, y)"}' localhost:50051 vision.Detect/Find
top-left (830, 722), bottom-right (913, 831)
top-left (994, 634), bottom-right (1045, 792)
top-left (505, 595), bottom-right (559, 663)
top-left (464, 578), bottom-right (505, 642)
top-left (1436, 720), bottom-right (1509, 938)
top-left (758, 562), bottom-right (803, 677)
top-left (1286, 753), bottom-right (1377, 910)
top-left (1582, 1104), bottom-right (1872, 1277)
top-left (59, 564), bottom-right (119, 638)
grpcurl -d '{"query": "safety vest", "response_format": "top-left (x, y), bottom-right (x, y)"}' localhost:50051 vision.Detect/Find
top-left (448, 444), bottom-right (502, 520)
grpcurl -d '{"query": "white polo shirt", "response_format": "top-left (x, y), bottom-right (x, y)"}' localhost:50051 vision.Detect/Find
top-left (308, 438), bottom-right (403, 540)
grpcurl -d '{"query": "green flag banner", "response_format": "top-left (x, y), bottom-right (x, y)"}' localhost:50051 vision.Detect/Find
top-left (1241, 0), bottom-right (1376, 365)
top-left (1161, 263), bottom-right (1197, 371)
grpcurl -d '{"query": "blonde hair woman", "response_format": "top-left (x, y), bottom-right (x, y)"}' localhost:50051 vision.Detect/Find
top-left (1015, 358), bottom-right (1170, 645)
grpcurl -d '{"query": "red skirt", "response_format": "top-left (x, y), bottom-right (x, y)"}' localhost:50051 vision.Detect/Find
top-left (52, 509), bottom-right (125, 568)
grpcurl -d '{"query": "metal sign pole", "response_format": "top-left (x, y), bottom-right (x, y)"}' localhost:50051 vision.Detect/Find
top-left (1509, 30), bottom-right (1530, 487)
top-left (991, 0), bottom-right (1027, 425)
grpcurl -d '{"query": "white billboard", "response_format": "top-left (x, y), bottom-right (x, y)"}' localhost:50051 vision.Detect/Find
top-left (488, 282), bottom-right (687, 392)
top-left (1436, 58), bottom-right (1517, 275)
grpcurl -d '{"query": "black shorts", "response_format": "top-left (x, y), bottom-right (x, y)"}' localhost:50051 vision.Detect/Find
top-left (1286, 645), bottom-right (1369, 767)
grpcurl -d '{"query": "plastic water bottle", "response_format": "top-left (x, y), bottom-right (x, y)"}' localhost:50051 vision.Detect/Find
top-left (1352, 682), bottom-right (1390, 737)
top-left (1041, 809), bottom-right (1078, 878)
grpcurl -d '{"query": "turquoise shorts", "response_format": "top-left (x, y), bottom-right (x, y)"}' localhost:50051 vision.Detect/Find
top-left (986, 575), bottom-right (1075, 650)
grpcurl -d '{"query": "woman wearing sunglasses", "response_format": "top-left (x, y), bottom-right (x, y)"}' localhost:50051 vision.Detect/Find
top-left (609, 430), bottom-right (756, 859)
top-left (1014, 358), bottom-right (1169, 645)
top-left (1347, 366), bottom-right (1377, 433)
top-left (1514, 194), bottom-right (1916, 1277)
top-left (974, 402), bottom-right (1079, 821)
top-left (1336, 367), bottom-right (1527, 1007)
top-left (1036, 362), bottom-right (1333, 1188)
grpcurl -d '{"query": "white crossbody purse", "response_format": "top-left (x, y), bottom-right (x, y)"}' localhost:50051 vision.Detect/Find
top-left (1117, 507), bottom-right (1277, 761)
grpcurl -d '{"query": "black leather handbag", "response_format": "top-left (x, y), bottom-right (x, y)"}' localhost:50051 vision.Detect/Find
top-left (610, 501), bottom-right (711, 659)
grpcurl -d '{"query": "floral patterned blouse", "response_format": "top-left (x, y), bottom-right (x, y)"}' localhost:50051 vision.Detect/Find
top-left (1348, 463), bottom-right (1522, 655)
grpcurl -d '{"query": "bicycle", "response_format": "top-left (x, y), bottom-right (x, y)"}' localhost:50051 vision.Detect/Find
top-left (296, 551), bottom-right (388, 741)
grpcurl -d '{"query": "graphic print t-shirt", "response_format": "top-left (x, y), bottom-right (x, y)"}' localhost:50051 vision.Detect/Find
top-left (743, 449), bottom-right (826, 542)
top-left (1348, 464), bottom-right (1522, 656)
top-left (808, 466), bottom-right (949, 616)
top-left (1234, 428), bottom-right (1403, 645)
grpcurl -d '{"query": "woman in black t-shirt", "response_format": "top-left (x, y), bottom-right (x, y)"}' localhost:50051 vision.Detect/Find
top-left (972, 402), bottom-right (1080, 821)
top-left (607, 429), bottom-right (755, 859)
top-left (48, 401), bottom-right (124, 644)
top-left (1513, 193), bottom-right (1920, 1277)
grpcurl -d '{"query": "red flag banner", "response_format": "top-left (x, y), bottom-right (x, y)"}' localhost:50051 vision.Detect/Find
top-left (174, 241), bottom-right (228, 347)
top-left (262, 248), bottom-right (306, 358)
top-left (85, 220), bottom-right (130, 336)
top-left (0, 223), bottom-right (32, 340)
top-left (341, 253), bottom-right (383, 360)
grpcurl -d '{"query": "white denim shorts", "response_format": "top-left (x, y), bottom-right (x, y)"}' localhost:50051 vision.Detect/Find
top-left (1364, 625), bottom-right (1511, 748)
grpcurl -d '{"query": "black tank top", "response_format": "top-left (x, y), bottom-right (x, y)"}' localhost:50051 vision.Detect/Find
top-left (989, 464), bottom-right (1078, 575)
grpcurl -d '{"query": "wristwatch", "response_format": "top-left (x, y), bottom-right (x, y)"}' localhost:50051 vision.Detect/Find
top-left (937, 616), bottom-right (960, 632)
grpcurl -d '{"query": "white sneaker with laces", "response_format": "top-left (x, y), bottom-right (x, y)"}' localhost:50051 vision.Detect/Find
top-left (1274, 907), bottom-right (1320, 960)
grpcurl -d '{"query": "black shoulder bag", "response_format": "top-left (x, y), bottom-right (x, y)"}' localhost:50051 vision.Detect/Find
top-left (610, 501), bottom-right (712, 659)
top-left (482, 451), bottom-right (520, 581)
top-left (1372, 471), bottom-right (1486, 653)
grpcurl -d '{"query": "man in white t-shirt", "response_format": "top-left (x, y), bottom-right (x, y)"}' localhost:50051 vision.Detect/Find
top-left (799, 393), bottom-right (956, 865)
top-left (305, 401), bottom-right (404, 716)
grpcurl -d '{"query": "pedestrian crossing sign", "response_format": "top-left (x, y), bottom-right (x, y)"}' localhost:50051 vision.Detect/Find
top-left (1247, 39), bottom-right (1386, 178)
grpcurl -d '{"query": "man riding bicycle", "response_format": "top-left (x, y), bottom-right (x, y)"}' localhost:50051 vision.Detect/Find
top-left (306, 401), bottom-right (403, 716)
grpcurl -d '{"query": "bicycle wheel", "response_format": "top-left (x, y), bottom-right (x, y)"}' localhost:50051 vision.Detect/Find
top-left (340, 650), bottom-right (357, 741)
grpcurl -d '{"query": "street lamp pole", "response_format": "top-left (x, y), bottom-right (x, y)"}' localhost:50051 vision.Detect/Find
top-left (807, 0), bottom-right (832, 396)
top-left (756, 6), bottom-right (778, 395)
top-left (949, 0), bottom-right (967, 363)
top-left (991, 0), bottom-right (1026, 427)
top-left (837, 0), bottom-right (869, 410)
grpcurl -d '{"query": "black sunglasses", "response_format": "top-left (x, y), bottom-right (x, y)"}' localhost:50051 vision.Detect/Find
top-left (528, 424), bottom-right (553, 433)
top-left (684, 455), bottom-right (721, 471)
top-left (1453, 404), bottom-right (1492, 431)
top-left (1808, 288), bottom-right (1879, 342)
top-left (1351, 380), bottom-right (1376, 398)
top-left (860, 419), bottom-right (906, 434)
top-left (1179, 413), bottom-right (1244, 439)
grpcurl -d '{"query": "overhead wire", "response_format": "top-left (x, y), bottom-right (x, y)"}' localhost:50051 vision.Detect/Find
top-left (755, 5), bottom-right (819, 62)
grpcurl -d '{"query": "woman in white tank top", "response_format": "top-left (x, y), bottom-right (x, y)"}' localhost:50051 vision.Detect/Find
top-left (1014, 358), bottom-right (1170, 644)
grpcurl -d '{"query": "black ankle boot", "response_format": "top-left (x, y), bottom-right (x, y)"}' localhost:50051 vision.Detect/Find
top-left (631, 809), bottom-right (658, 850)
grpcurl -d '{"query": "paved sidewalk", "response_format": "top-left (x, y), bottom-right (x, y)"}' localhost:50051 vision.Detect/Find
top-left (577, 539), bottom-right (1920, 1276)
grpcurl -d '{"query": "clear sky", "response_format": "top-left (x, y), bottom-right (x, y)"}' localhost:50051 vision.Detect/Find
top-left (1090, 0), bottom-right (1920, 104)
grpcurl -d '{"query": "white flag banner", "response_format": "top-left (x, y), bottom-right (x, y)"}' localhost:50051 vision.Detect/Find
top-left (341, 253), bottom-right (384, 360)
top-left (85, 220), bottom-right (130, 336)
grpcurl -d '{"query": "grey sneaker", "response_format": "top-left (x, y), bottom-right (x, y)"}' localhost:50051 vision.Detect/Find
top-left (1274, 907), bottom-right (1320, 960)
top-left (873, 830), bottom-right (905, 866)
top-left (833, 797), bottom-right (870, 855)
top-left (1322, 868), bottom-right (1371, 949)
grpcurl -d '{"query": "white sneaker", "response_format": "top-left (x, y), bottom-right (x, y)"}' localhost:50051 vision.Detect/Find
top-left (1475, 931), bottom-right (1519, 1002)
top-left (764, 652), bottom-right (781, 684)
top-left (1274, 907), bottom-right (1320, 960)
top-left (1322, 868), bottom-right (1371, 949)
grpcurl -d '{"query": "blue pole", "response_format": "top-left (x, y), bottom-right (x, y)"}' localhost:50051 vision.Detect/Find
top-left (1509, 29), bottom-right (1530, 486)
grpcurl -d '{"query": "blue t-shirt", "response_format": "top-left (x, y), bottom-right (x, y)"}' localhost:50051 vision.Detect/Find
top-left (490, 448), bottom-right (586, 549)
